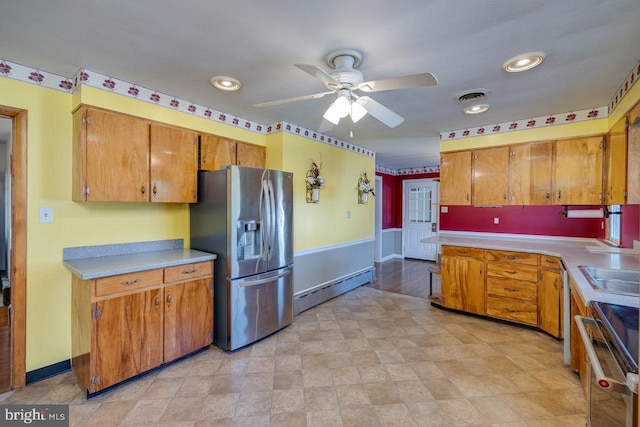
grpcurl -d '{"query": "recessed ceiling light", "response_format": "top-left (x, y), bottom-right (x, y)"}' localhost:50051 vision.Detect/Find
top-left (502, 52), bottom-right (546, 73)
top-left (210, 76), bottom-right (241, 91)
top-left (463, 104), bottom-right (490, 115)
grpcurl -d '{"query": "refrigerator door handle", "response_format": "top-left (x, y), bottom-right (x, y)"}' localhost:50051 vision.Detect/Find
top-left (267, 178), bottom-right (276, 253)
top-left (239, 269), bottom-right (290, 287)
top-left (260, 178), bottom-right (271, 261)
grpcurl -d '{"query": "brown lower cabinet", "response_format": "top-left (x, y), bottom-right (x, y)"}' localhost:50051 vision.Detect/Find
top-left (71, 261), bottom-right (214, 395)
top-left (440, 246), bottom-right (562, 338)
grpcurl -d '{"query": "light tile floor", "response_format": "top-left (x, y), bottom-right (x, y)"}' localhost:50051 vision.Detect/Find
top-left (0, 262), bottom-right (586, 426)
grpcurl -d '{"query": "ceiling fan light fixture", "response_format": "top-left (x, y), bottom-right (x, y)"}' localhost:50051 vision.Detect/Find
top-left (210, 75), bottom-right (242, 91)
top-left (334, 95), bottom-right (351, 118)
top-left (350, 101), bottom-right (367, 123)
top-left (463, 104), bottom-right (490, 114)
top-left (323, 102), bottom-right (342, 125)
top-left (502, 52), bottom-right (546, 73)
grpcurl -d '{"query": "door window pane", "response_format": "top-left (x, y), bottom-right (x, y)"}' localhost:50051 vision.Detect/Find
top-left (408, 187), bottom-right (432, 223)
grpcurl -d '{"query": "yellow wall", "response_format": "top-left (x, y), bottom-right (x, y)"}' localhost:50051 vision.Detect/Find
top-left (269, 132), bottom-right (375, 251)
top-left (0, 77), bottom-right (373, 372)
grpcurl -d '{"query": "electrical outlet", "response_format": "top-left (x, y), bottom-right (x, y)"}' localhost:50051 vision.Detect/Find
top-left (39, 207), bottom-right (53, 223)
top-left (441, 206), bottom-right (449, 213)
top-left (493, 217), bottom-right (499, 224)
top-left (346, 210), bottom-right (351, 219)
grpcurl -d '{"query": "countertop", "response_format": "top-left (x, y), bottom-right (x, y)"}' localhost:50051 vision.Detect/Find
top-left (63, 239), bottom-right (217, 280)
top-left (423, 232), bottom-right (640, 308)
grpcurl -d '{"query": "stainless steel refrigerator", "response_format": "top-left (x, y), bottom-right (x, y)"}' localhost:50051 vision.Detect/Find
top-left (190, 165), bottom-right (294, 351)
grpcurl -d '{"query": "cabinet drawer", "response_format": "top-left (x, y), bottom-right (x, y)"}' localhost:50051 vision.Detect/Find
top-left (487, 278), bottom-right (537, 302)
top-left (94, 269), bottom-right (163, 297)
top-left (486, 262), bottom-right (538, 282)
top-left (164, 261), bottom-right (213, 283)
top-left (485, 250), bottom-right (538, 266)
top-left (486, 296), bottom-right (537, 325)
top-left (442, 246), bottom-right (485, 260)
top-left (540, 255), bottom-right (561, 270)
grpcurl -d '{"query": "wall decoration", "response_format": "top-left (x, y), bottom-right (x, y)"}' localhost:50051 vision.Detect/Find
top-left (305, 160), bottom-right (325, 203)
top-left (357, 170), bottom-right (374, 204)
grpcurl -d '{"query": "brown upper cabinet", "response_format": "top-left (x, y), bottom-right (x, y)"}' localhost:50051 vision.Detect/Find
top-left (440, 136), bottom-right (605, 206)
top-left (605, 116), bottom-right (628, 204)
top-left (626, 102), bottom-right (640, 204)
top-left (510, 141), bottom-right (554, 205)
top-left (440, 151), bottom-right (472, 205)
top-left (73, 106), bottom-right (198, 203)
top-left (472, 146), bottom-right (510, 205)
top-left (199, 133), bottom-right (266, 171)
top-left (554, 136), bottom-right (604, 205)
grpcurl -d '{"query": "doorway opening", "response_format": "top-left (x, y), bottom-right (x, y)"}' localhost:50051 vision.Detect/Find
top-left (0, 106), bottom-right (27, 392)
top-left (402, 179), bottom-right (439, 261)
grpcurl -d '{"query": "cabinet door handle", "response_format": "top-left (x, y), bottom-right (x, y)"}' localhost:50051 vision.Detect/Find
top-left (557, 190), bottom-right (562, 200)
top-left (545, 191), bottom-right (550, 200)
top-left (120, 278), bottom-right (141, 286)
top-left (141, 185), bottom-right (145, 195)
top-left (479, 265), bottom-right (483, 275)
top-left (155, 294), bottom-right (160, 309)
top-left (153, 184), bottom-right (157, 197)
top-left (503, 193), bottom-right (507, 201)
top-left (166, 291), bottom-right (172, 307)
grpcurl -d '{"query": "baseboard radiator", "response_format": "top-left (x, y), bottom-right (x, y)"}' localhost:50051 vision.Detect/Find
top-left (293, 268), bottom-right (375, 315)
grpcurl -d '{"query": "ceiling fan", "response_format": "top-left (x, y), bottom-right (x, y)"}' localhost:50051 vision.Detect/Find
top-left (254, 49), bottom-right (438, 131)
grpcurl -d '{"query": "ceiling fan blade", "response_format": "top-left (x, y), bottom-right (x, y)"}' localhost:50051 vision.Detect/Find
top-left (254, 91), bottom-right (334, 108)
top-left (294, 64), bottom-right (339, 87)
top-left (356, 96), bottom-right (404, 128)
top-left (358, 72), bottom-right (438, 93)
top-left (318, 119), bottom-right (335, 133)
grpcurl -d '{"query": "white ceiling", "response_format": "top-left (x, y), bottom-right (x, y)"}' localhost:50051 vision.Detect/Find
top-left (1, 0), bottom-right (639, 170)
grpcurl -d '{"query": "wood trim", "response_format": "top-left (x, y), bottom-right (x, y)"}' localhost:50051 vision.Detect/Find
top-left (0, 106), bottom-right (27, 388)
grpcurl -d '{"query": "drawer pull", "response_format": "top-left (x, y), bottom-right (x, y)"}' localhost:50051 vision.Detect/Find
top-left (457, 250), bottom-right (468, 254)
top-left (504, 270), bottom-right (518, 275)
top-left (504, 287), bottom-right (518, 292)
top-left (505, 255), bottom-right (516, 260)
top-left (182, 268), bottom-right (198, 275)
top-left (120, 278), bottom-right (141, 286)
top-left (503, 308), bottom-right (516, 313)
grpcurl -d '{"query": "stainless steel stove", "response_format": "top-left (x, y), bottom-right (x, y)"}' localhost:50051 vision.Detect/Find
top-left (576, 302), bottom-right (638, 427)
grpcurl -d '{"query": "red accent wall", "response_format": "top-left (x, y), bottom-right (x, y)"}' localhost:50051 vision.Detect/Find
top-left (439, 205), bottom-right (604, 239)
top-left (377, 172), bottom-right (640, 247)
top-left (621, 204), bottom-right (640, 248)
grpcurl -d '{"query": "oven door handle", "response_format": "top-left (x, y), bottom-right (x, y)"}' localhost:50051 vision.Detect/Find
top-left (574, 315), bottom-right (629, 392)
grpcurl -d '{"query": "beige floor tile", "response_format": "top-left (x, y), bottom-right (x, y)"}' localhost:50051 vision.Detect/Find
top-left (234, 391), bottom-right (272, 417)
top-left (395, 380), bottom-right (434, 403)
top-left (374, 403), bottom-right (418, 427)
top-left (273, 370), bottom-right (304, 390)
top-left (80, 400), bottom-right (137, 427)
top-left (363, 382), bottom-right (404, 405)
top-left (340, 407), bottom-right (380, 427)
top-left (158, 396), bottom-right (206, 423)
top-left (304, 386), bottom-right (339, 411)
top-left (120, 398), bottom-right (171, 425)
top-left (335, 384), bottom-right (372, 408)
top-left (303, 367), bottom-right (334, 388)
top-left (423, 378), bottom-right (465, 400)
top-left (175, 375), bottom-right (215, 397)
top-left (330, 366), bottom-right (362, 385)
top-left (271, 388), bottom-right (304, 414)
top-left (269, 411), bottom-right (307, 427)
top-left (406, 401), bottom-right (453, 427)
top-left (306, 409), bottom-right (344, 427)
top-left (141, 377), bottom-right (184, 399)
top-left (199, 393), bottom-right (239, 420)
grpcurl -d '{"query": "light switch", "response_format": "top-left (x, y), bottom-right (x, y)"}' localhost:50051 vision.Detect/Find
top-left (346, 210), bottom-right (351, 219)
top-left (39, 207), bottom-right (53, 223)
top-left (441, 206), bottom-right (449, 213)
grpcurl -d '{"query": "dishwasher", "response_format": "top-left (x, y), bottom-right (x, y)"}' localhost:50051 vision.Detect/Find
top-left (575, 302), bottom-right (638, 427)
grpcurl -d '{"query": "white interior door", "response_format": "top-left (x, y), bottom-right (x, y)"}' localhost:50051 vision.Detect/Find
top-left (403, 179), bottom-right (439, 261)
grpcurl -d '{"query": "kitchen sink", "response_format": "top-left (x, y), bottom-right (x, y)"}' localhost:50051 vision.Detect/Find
top-left (578, 266), bottom-right (640, 296)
